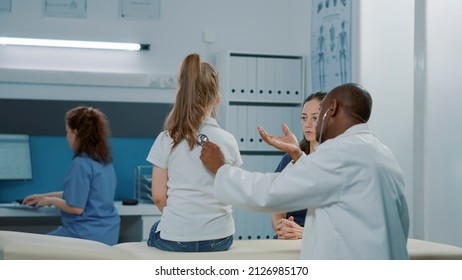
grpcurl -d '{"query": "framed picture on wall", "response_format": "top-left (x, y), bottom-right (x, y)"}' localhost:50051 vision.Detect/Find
top-left (43, 0), bottom-right (87, 19)
top-left (120, 0), bottom-right (160, 20)
top-left (0, 0), bottom-right (12, 14)
top-left (311, 0), bottom-right (352, 92)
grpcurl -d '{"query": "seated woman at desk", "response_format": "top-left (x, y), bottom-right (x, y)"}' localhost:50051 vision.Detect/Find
top-left (23, 106), bottom-right (120, 246)
top-left (272, 91), bottom-right (326, 240)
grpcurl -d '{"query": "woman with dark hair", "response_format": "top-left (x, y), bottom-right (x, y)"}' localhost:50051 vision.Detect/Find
top-left (146, 53), bottom-right (241, 252)
top-left (271, 92), bottom-right (326, 240)
top-left (23, 106), bottom-right (120, 245)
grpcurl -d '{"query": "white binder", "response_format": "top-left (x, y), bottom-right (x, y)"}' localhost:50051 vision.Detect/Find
top-left (227, 105), bottom-right (238, 137)
top-left (274, 58), bottom-right (286, 102)
top-left (246, 105), bottom-right (258, 149)
top-left (288, 58), bottom-right (303, 102)
top-left (263, 57), bottom-right (276, 101)
top-left (229, 56), bottom-right (247, 101)
top-left (237, 105), bottom-right (247, 150)
top-left (255, 106), bottom-right (266, 150)
top-left (246, 57), bottom-right (257, 101)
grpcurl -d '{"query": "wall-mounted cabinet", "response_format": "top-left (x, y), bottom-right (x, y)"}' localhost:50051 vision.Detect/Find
top-left (215, 52), bottom-right (305, 240)
top-left (216, 52), bottom-right (304, 154)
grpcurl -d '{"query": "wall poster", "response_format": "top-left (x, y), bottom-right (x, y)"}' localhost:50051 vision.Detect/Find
top-left (120, 0), bottom-right (160, 20)
top-left (0, 0), bottom-right (12, 13)
top-left (44, 0), bottom-right (87, 18)
top-left (311, 0), bottom-right (351, 92)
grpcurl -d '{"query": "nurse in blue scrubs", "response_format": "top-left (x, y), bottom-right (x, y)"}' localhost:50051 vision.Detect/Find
top-left (23, 106), bottom-right (120, 246)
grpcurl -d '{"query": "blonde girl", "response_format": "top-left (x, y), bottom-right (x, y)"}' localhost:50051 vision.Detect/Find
top-left (146, 53), bottom-right (242, 252)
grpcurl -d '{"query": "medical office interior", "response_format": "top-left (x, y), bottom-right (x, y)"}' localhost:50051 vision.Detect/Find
top-left (0, 0), bottom-right (461, 253)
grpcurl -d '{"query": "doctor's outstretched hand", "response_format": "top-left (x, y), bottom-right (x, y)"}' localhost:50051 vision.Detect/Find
top-left (200, 141), bottom-right (226, 175)
top-left (258, 124), bottom-right (303, 163)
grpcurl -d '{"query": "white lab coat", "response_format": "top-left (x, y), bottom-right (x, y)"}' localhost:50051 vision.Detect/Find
top-left (213, 124), bottom-right (409, 259)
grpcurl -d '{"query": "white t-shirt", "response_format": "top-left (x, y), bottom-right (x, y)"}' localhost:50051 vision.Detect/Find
top-left (146, 117), bottom-right (242, 241)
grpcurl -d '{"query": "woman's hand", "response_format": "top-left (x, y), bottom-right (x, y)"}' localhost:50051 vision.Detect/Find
top-left (275, 216), bottom-right (304, 240)
top-left (34, 196), bottom-right (54, 207)
top-left (258, 124), bottom-right (303, 162)
top-left (23, 195), bottom-right (55, 207)
top-left (22, 194), bottom-right (44, 207)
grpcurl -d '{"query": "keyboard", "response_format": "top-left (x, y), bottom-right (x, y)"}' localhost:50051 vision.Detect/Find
top-left (0, 202), bottom-right (39, 210)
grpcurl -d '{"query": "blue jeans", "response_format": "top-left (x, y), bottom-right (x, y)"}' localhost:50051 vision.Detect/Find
top-left (147, 220), bottom-right (233, 252)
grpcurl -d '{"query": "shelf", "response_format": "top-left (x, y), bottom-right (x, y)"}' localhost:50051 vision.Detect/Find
top-left (228, 100), bottom-right (301, 107)
top-left (134, 165), bottom-right (154, 204)
top-left (0, 68), bottom-right (176, 89)
top-left (239, 150), bottom-right (285, 156)
top-left (230, 52), bottom-right (302, 60)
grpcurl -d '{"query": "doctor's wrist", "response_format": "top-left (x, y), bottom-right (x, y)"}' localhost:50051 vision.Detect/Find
top-left (290, 149), bottom-right (303, 164)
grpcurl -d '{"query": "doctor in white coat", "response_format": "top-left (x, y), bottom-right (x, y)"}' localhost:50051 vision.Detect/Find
top-left (200, 83), bottom-right (409, 259)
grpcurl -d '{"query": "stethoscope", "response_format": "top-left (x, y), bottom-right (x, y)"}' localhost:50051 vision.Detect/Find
top-left (198, 134), bottom-right (209, 146)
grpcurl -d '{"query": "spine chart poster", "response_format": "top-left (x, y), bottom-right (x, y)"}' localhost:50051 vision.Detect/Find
top-left (311, 0), bottom-right (352, 92)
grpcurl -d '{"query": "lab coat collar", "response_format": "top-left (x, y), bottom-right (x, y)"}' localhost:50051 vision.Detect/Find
top-left (202, 117), bottom-right (220, 128)
top-left (340, 123), bottom-right (371, 138)
top-left (320, 123), bottom-right (371, 146)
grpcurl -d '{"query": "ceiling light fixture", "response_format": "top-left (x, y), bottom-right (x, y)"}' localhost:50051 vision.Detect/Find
top-left (0, 37), bottom-right (150, 51)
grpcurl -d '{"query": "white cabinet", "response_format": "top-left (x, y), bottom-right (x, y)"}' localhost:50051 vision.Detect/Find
top-left (0, 201), bottom-right (162, 243)
top-left (216, 52), bottom-right (304, 154)
top-left (215, 52), bottom-right (305, 240)
top-left (141, 215), bottom-right (160, 241)
top-left (115, 202), bottom-right (161, 242)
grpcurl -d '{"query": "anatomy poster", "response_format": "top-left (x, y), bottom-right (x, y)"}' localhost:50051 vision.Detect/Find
top-left (311, 0), bottom-right (351, 92)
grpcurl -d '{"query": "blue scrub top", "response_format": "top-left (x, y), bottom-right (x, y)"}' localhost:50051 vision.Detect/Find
top-left (51, 154), bottom-right (120, 245)
top-left (274, 153), bottom-right (307, 226)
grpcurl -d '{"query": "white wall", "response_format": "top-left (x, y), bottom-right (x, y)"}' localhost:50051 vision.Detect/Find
top-left (358, 0), bottom-right (462, 247)
top-left (426, 0), bottom-right (462, 247)
top-left (0, 0), bottom-right (310, 102)
top-left (356, 0), bottom-right (415, 235)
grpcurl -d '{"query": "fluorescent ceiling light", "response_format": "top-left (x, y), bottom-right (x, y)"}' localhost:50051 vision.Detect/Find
top-left (0, 37), bottom-right (149, 51)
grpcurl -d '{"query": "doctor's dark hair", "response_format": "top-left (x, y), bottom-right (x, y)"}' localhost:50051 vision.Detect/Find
top-left (330, 83), bottom-right (372, 123)
top-left (165, 53), bottom-right (220, 151)
top-left (66, 106), bottom-right (112, 164)
top-left (299, 91), bottom-right (327, 154)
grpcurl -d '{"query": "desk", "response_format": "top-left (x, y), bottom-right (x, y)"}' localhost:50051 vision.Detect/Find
top-left (0, 201), bottom-right (161, 243)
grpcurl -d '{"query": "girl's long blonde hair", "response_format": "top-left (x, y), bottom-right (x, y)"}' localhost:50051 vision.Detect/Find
top-left (165, 53), bottom-right (220, 150)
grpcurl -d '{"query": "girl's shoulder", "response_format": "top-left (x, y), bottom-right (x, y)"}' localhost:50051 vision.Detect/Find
top-left (216, 127), bottom-right (236, 139)
top-left (207, 127), bottom-right (238, 145)
top-left (153, 130), bottom-right (174, 149)
top-left (155, 130), bottom-right (172, 141)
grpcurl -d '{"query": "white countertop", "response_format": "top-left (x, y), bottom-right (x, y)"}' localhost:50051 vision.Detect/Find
top-left (0, 201), bottom-right (161, 217)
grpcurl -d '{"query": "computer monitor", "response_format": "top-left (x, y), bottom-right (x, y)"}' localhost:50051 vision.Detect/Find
top-left (0, 134), bottom-right (33, 180)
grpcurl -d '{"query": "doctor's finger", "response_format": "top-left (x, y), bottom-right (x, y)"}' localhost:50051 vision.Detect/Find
top-left (201, 141), bottom-right (216, 153)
